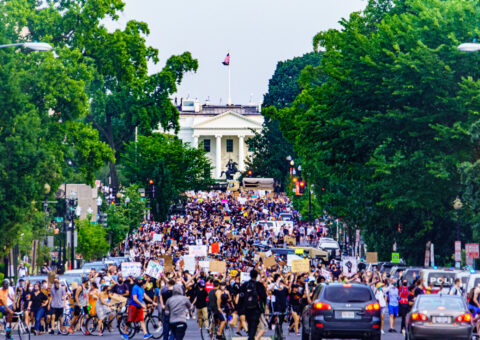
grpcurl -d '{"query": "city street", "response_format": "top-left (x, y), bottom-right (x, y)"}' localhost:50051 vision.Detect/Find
top-left (29, 319), bottom-right (405, 340)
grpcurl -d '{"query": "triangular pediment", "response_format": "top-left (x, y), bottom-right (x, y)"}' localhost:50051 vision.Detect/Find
top-left (193, 111), bottom-right (262, 129)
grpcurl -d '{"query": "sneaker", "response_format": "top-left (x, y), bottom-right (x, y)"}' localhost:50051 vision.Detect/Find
top-left (144, 333), bottom-right (153, 339)
top-left (68, 328), bottom-right (74, 334)
top-left (392, 329), bottom-right (398, 333)
top-left (235, 331), bottom-right (242, 336)
top-left (49, 330), bottom-right (55, 335)
top-left (122, 334), bottom-right (129, 340)
top-left (381, 330), bottom-right (385, 335)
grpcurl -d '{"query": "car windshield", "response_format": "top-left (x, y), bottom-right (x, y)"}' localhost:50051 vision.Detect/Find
top-left (324, 286), bottom-right (372, 303)
top-left (417, 297), bottom-right (464, 310)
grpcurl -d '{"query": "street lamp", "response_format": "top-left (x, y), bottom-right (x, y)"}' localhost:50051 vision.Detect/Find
top-left (458, 42), bottom-right (480, 52)
top-left (0, 42), bottom-right (53, 51)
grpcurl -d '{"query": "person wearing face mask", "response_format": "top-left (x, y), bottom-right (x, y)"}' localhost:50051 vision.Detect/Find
top-left (111, 276), bottom-right (130, 298)
top-left (375, 282), bottom-right (387, 335)
top-left (27, 283), bottom-right (48, 335)
top-left (0, 279), bottom-right (15, 340)
top-left (68, 277), bottom-right (89, 333)
top-left (14, 279), bottom-right (25, 311)
top-left (192, 280), bottom-right (208, 329)
top-left (22, 283), bottom-right (33, 328)
top-left (49, 279), bottom-right (69, 334)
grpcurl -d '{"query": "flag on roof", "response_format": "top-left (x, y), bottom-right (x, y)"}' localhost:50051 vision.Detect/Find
top-left (222, 53), bottom-right (230, 66)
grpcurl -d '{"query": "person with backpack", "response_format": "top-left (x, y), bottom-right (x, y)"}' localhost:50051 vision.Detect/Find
top-left (449, 278), bottom-right (463, 296)
top-left (207, 280), bottom-right (226, 340)
top-left (239, 269), bottom-right (267, 340)
top-left (398, 280), bottom-right (410, 334)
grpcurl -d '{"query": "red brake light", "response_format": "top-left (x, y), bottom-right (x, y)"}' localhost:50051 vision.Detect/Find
top-left (412, 313), bottom-right (428, 322)
top-left (314, 302), bottom-right (332, 311)
top-left (456, 314), bottom-right (471, 323)
top-left (365, 303), bottom-right (380, 311)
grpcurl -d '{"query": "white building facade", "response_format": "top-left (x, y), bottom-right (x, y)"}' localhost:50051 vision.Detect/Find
top-left (158, 100), bottom-right (264, 179)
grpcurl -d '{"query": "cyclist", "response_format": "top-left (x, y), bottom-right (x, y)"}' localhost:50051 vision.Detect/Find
top-left (192, 280), bottom-right (208, 329)
top-left (208, 280), bottom-right (226, 340)
top-left (122, 276), bottom-right (157, 340)
top-left (0, 279), bottom-right (15, 340)
top-left (68, 277), bottom-right (89, 333)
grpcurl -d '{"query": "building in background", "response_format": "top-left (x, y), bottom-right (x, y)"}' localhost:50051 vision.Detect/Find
top-left (157, 99), bottom-right (264, 178)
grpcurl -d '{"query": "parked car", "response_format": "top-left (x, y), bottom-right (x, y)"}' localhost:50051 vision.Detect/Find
top-left (405, 294), bottom-right (472, 340)
top-left (301, 283), bottom-right (381, 340)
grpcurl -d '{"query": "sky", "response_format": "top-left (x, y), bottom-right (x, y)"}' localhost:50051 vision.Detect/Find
top-left (107, 0), bottom-right (367, 106)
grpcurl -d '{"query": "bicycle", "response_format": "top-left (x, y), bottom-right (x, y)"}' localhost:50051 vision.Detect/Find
top-left (5, 311), bottom-right (31, 340)
top-left (118, 304), bottom-right (162, 340)
top-left (202, 310), bottom-right (235, 340)
top-left (52, 307), bottom-right (71, 335)
top-left (268, 312), bottom-right (288, 340)
top-left (86, 302), bottom-right (128, 336)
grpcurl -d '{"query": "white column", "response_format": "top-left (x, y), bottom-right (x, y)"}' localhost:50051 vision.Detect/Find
top-left (215, 135), bottom-right (222, 178)
top-left (238, 135), bottom-right (245, 171)
top-left (193, 135), bottom-right (199, 148)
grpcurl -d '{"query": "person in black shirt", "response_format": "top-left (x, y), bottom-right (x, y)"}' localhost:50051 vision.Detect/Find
top-left (160, 279), bottom-right (175, 340)
top-left (28, 283), bottom-right (48, 335)
top-left (238, 269), bottom-right (267, 340)
top-left (192, 280), bottom-right (208, 329)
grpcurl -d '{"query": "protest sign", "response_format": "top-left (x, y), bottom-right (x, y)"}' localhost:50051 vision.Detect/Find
top-left (295, 248), bottom-right (304, 255)
top-left (189, 245), bottom-right (207, 257)
top-left (163, 255), bottom-right (173, 266)
top-left (177, 218), bottom-right (184, 224)
top-left (152, 234), bottom-right (162, 242)
top-left (287, 254), bottom-right (302, 267)
top-left (342, 257), bottom-right (358, 277)
top-left (292, 259), bottom-right (310, 273)
top-left (240, 272), bottom-right (250, 283)
top-left (211, 242), bottom-right (220, 254)
top-left (183, 255), bottom-right (196, 273)
top-left (264, 256), bottom-right (276, 269)
top-left (145, 261), bottom-right (163, 279)
top-left (366, 252), bottom-right (378, 264)
top-left (285, 236), bottom-right (296, 245)
top-left (230, 269), bottom-right (238, 277)
top-left (321, 269), bottom-right (332, 282)
top-left (199, 261), bottom-right (210, 272)
top-left (121, 262), bottom-right (142, 277)
top-left (209, 260), bottom-right (227, 273)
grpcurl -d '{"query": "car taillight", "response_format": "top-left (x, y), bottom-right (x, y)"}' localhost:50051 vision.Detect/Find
top-left (314, 302), bottom-right (332, 311)
top-left (456, 314), bottom-right (472, 323)
top-left (365, 303), bottom-right (380, 311)
top-left (411, 313), bottom-right (428, 322)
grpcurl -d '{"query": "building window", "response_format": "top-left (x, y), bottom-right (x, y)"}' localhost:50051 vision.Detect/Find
top-left (203, 139), bottom-right (211, 152)
top-left (226, 139), bottom-right (233, 153)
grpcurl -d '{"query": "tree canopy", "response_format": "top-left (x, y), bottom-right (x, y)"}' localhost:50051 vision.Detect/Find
top-left (272, 0), bottom-right (480, 264)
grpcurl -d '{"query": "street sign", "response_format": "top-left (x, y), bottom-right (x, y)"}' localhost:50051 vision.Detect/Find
top-left (54, 217), bottom-right (64, 223)
top-left (391, 252), bottom-right (400, 263)
top-left (455, 241), bottom-right (461, 263)
top-left (466, 243), bottom-right (480, 258)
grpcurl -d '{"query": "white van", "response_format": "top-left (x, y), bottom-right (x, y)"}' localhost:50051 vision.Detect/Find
top-left (456, 271), bottom-right (471, 295)
top-left (466, 273), bottom-right (480, 295)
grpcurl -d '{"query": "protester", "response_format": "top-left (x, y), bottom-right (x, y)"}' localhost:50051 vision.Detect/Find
top-left (165, 284), bottom-right (192, 340)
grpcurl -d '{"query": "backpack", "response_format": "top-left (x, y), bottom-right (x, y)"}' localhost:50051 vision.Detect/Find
top-left (244, 281), bottom-right (260, 310)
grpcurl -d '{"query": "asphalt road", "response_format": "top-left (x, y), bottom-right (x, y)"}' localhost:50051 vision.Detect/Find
top-left (26, 319), bottom-right (404, 340)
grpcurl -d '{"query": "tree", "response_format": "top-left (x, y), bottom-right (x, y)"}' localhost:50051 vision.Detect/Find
top-left (77, 219), bottom-right (110, 262)
top-left (272, 0), bottom-right (480, 264)
top-left (247, 52), bottom-right (323, 188)
top-left (0, 0), bottom-right (113, 259)
top-left (25, 0), bottom-right (199, 190)
top-left (122, 134), bottom-right (213, 220)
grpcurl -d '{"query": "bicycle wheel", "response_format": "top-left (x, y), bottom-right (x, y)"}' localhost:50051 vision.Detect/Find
top-left (208, 315), bottom-right (217, 340)
top-left (80, 315), bottom-right (90, 335)
top-left (118, 314), bottom-right (129, 335)
top-left (86, 316), bottom-right (99, 335)
top-left (146, 315), bottom-right (163, 339)
top-left (17, 320), bottom-right (31, 340)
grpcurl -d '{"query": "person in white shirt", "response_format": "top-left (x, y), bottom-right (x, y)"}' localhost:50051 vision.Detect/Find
top-left (375, 282), bottom-right (387, 335)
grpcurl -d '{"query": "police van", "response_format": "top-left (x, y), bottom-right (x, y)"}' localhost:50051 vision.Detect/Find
top-left (420, 268), bottom-right (458, 294)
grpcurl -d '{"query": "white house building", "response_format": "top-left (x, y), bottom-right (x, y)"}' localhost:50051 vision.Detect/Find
top-left (157, 99), bottom-right (264, 179)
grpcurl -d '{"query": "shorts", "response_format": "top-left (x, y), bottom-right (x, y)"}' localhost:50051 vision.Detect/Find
top-left (213, 310), bottom-right (226, 322)
top-left (73, 306), bottom-right (88, 316)
top-left (380, 307), bottom-right (386, 315)
top-left (469, 304), bottom-right (480, 316)
top-left (52, 307), bottom-right (64, 319)
top-left (127, 305), bottom-right (144, 323)
top-left (257, 314), bottom-right (267, 332)
top-left (388, 305), bottom-right (399, 317)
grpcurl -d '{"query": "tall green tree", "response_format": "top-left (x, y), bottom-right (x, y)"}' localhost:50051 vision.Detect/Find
top-left (122, 135), bottom-right (213, 220)
top-left (25, 0), bottom-right (198, 189)
top-left (272, 0), bottom-right (480, 264)
top-left (0, 0), bottom-right (113, 257)
top-left (247, 52), bottom-right (322, 188)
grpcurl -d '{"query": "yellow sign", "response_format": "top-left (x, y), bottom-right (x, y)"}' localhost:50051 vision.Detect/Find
top-left (295, 248), bottom-right (304, 255)
top-left (291, 259), bottom-right (310, 273)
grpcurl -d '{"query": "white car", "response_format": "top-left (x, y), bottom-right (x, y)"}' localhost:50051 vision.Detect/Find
top-left (317, 237), bottom-right (340, 251)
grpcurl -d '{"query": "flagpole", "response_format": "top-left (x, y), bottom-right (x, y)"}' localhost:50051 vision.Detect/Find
top-left (228, 51), bottom-right (231, 105)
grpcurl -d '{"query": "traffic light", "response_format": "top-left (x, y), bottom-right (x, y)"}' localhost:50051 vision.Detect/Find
top-left (299, 180), bottom-right (306, 194)
top-left (247, 170), bottom-right (253, 177)
top-left (292, 176), bottom-right (298, 183)
top-left (147, 179), bottom-right (156, 199)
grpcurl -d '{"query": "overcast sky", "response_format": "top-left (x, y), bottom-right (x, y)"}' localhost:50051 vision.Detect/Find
top-left (108, 0), bottom-right (366, 106)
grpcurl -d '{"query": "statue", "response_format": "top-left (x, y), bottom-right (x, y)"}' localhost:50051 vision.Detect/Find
top-left (221, 159), bottom-right (239, 180)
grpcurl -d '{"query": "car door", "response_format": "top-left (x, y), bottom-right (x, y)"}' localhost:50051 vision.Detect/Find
top-left (303, 285), bottom-right (324, 331)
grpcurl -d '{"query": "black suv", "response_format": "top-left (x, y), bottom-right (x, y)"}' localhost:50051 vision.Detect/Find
top-left (301, 283), bottom-right (381, 340)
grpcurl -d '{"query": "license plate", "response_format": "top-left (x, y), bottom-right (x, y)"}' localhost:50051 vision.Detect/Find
top-left (433, 316), bottom-right (450, 324)
top-left (342, 312), bottom-right (355, 319)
